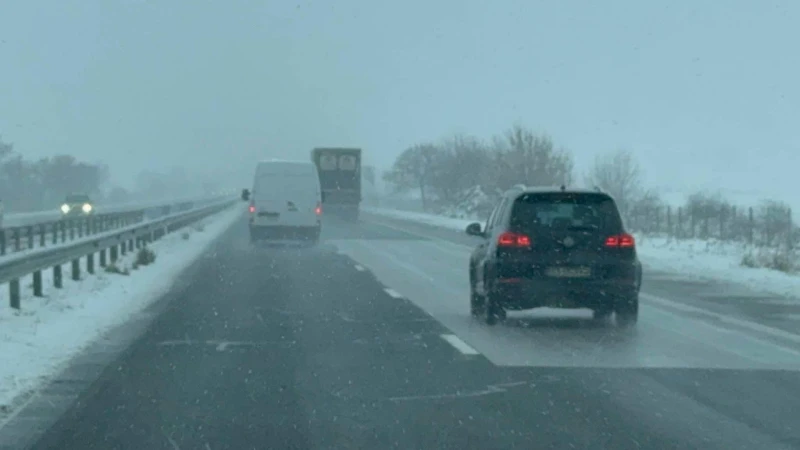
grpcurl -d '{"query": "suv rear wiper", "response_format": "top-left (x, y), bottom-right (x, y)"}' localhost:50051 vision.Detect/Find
top-left (566, 224), bottom-right (599, 232)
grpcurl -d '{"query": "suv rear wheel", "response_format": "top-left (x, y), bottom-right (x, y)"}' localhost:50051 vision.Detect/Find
top-left (615, 294), bottom-right (639, 327)
top-left (470, 288), bottom-right (483, 317)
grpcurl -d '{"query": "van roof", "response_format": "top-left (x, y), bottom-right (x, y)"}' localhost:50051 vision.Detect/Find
top-left (256, 160), bottom-right (317, 176)
top-left (257, 159), bottom-right (312, 165)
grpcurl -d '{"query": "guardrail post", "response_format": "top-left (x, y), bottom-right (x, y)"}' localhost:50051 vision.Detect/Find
top-left (52, 223), bottom-right (57, 244)
top-left (77, 220), bottom-right (84, 238)
top-left (120, 241), bottom-right (127, 256)
top-left (60, 221), bottom-right (66, 242)
top-left (40, 226), bottom-right (46, 247)
top-left (33, 271), bottom-right (43, 297)
top-left (128, 239), bottom-right (134, 252)
top-left (54, 265), bottom-right (63, 288)
top-left (100, 248), bottom-right (107, 267)
top-left (27, 226), bottom-right (34, 250)
top-left (87, 253), bottom-right (95, 274)
top-left (14, 228), bottom-right (21, 251)
top-left (10, 279), bottom-right (21, 309)
top-left (69, 221), bottom-right (75, 241)
top-left (110, 245), bottom-right (118, 263)
top-left (71, 259), bottom-right (80, 281)
top-left (1, 231), bottom-right (6, 255)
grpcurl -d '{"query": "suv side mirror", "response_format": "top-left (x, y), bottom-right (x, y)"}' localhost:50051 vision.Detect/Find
top-left (465, 222), bottom-right (483, 237)
top-left (241, 189), bottom-right (250, 201)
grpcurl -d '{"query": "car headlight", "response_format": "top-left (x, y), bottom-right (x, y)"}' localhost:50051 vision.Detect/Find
top-left (82, 203), bottom-right (93, 213)
top-left (61, 204), bottom-right (70, 214)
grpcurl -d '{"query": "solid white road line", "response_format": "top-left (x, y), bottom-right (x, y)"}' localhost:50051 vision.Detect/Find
top-left (642, 292), bottom-right (800, 345)
top-left (440, 334), bottom-right (480, 355)
top-left (354, 264), bottom-right (366, 272)
top-left (384, 288), bottom-right (404, 299)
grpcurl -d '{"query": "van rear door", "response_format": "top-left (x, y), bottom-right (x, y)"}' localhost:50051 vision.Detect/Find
top-left (254, 172), bottom-right (319, 227)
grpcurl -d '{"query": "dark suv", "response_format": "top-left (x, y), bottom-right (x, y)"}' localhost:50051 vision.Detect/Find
top-left (466, 186), bottom-right (642, 327)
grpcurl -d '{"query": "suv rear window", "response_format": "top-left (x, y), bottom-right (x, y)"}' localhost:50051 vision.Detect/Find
top-left (509, 193), bottom-right (623, 233)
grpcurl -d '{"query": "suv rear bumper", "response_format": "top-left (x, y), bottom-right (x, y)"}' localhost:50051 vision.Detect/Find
top-left (491, 278), bottom-right (638, 311)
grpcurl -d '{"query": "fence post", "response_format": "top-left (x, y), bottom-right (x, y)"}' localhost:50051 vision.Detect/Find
top-left (33, 270), bottom-right (43, 297)
top-left (9, 279), bottom-right (20, 309)
top-left (71, 259), bottom-right (80, 281)
top-left (666, 206), bottom-right (672, 237)
top-left (54, 265), bottom-right (63, 288)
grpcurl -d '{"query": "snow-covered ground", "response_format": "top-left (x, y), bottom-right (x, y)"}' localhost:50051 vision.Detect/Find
top-left (363, 206), bottom-right (800, 299)
top-left (0, 205), bottom-right (243, 411)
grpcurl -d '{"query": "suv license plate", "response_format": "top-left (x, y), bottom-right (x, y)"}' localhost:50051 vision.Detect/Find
top-left (545, 267), bottom-right (591, 278)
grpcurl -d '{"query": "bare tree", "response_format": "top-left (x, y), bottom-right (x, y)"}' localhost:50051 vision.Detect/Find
top-left (585, 149), bottom-right (642, 218)
top-left (427, 134), bottom-right (491, 204)
top-left (382, 143), bottom-right (441, 211)
top-left (492, 125), bottom-right (574, 190)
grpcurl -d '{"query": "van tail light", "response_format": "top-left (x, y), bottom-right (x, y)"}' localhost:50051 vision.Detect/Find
top-left (497, 232), bottom-right (531, 248)
top-left (605, 233), bottom-right (635, 248)
top-left (315, 203), bottom-right (322, 215)
top-left (249, 204), bottom-right (255, 214)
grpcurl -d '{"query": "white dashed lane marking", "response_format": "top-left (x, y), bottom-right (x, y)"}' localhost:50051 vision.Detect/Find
top-left (440, 334), bottom-right (480, 355)
top-left (384, 288), bottom-right (404, 299)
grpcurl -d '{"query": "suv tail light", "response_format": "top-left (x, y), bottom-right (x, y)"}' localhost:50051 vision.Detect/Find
top-left (498, 232), bottom-right (531, 248)
top-left (315, 203), bottom-right (322, 215)
top-left (605, 233), bottom-right (635, 248)
top-left (248, 204), bottom-right (255, 213)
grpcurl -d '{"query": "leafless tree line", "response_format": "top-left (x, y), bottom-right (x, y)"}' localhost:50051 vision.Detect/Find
top-left (383, 125), bottom-right (795, 247)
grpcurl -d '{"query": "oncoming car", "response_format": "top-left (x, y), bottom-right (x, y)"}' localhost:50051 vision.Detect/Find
top-left (61, 194), bottom-right (94, 216)
top-left (466, 186), bottom-right (642, 327)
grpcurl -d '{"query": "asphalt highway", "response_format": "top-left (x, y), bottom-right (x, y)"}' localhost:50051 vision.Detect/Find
top-left (5, 212), bottom-right (800, 449)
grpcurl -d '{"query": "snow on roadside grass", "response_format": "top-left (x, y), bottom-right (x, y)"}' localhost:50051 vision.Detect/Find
top-left (0, 205), bottom-right (243, 411)
top-left (363, 206), bottom-right (475, 231)
top-left (363, 207), bottom-right (800, 299)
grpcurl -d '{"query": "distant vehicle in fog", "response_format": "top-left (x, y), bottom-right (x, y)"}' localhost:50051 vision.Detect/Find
top-left (243, 160), bottom-right (322, 244)
top-left (311, 147), bottom-right (361, 221)
top-left (61, 193), bottom-right (94, 216)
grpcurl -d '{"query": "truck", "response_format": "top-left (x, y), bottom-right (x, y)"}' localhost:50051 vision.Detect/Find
top-left (311, 147), bottom-right (362, 221)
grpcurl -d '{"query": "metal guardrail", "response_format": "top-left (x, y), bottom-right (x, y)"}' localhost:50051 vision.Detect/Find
top-left (0, 197), bottom-right (237, 310)
top-left (0, 195), bottom-right (233, 256)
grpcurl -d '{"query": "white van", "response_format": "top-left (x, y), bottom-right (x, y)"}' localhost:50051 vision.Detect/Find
top-left (248, 160), bottom-right (322, 243)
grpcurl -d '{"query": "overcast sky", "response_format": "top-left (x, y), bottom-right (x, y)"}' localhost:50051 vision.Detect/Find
top-left (1, 0), bottom-right (799, 196)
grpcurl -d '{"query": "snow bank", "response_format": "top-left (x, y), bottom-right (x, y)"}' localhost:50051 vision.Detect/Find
top-left (363, 206), bottom-right (800, 299)
top-left (0, 205), bottom-right (243, 410)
